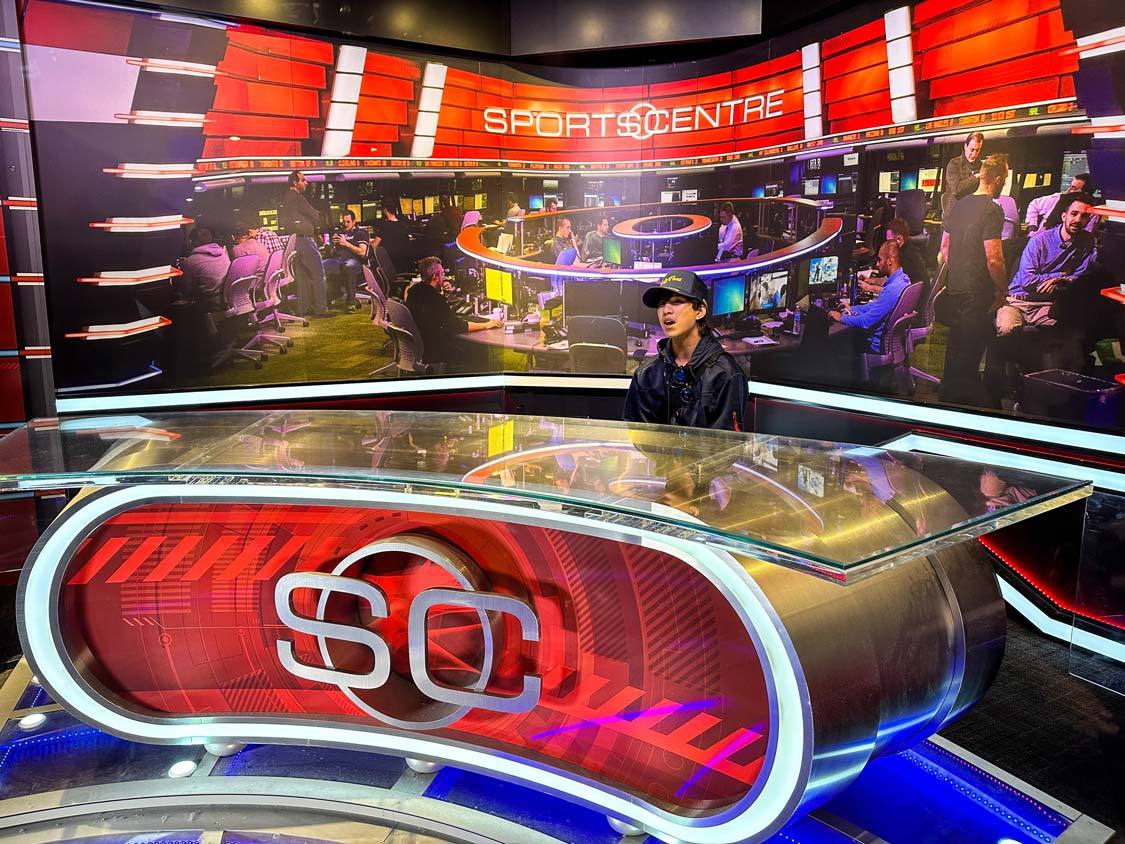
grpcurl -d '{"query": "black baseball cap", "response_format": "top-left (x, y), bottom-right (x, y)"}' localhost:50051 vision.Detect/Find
top-left (643, 270), bottom-right (708, 308)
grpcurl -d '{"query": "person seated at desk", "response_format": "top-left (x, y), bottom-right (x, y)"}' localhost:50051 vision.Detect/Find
top-left (715, 201), bottom-right (743, 261)
top-left (322, 210), bottom-right (369, 313)
top-left (232, 221), bottom-right (269, 276)
top-left (859, 217), bottom-right (929, 294)
top-left (178, 227), bottom-right (230, 312)
top-left (583, 215), bottom-right (610, 262)
top-left (405, 256), bottom-right (500, 370)
top-left (506, 193), bottom-right (525, 218)
top-left (550, 217), bottom-right (585, 265)
top-left (996, 194), bottom-right (1098, 343)
top-left (1025, 173), bottom-right (1091, 233)
top-left (829, 241), bottom-right (909, 353)
top-left (624, 270), bottom-right (748, 431)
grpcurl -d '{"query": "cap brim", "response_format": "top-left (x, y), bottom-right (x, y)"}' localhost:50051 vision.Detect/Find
top-left (642, 288), bottom-right (673, 308)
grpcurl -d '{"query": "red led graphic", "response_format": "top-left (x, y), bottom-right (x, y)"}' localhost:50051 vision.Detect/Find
top-left (58, 502), bottom-right (773, 813)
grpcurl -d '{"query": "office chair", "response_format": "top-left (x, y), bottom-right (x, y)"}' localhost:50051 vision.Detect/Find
top-left (215, 255), bottom-right (270, 368)
top-left (570, 342), bottom-right (627, 373)
top-left (907, 262), bottom-right (945, 385)
top-left (373, 245), bottom-right (416, 298)
top-left (461, 210), bottom-right (482, 229)
top-left (860, 281), bottom-right (924, 385)
top-left (853, 206), bottom-right (885, 262)
top-left (383, 298), bottom-right (435, 375)
top-left (261, 248), bottom-right (306, 329)
top-left (567, 315), bottom-right (627, 348)
top-left (252, 264), bottom-right (293, 352)
top-left (896, 188), bottom-right (930, 252)
top-left (556, 247), bottom-right (578, 266)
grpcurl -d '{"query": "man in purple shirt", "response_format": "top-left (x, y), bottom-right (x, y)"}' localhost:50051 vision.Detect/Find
top-left (996, 193), bottom-right (1098, 338)
top-left (829, 240), bottom-right (910, 354)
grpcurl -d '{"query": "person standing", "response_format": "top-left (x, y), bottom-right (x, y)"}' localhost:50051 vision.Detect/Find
top-left (624, 270), bottom-right (748, 430)
top-left (277, 170), bottom-right (321, 234)
top-left (715, 201), bottom-right (743, 261)
top-left (372, 202), bottom-right (411, 272)
top-left (278, 171), bottom-right (327, 316)
top-left (941, 132), bottom-right (984, 219)
top-left (938, 153), bottom-right (1009, 407)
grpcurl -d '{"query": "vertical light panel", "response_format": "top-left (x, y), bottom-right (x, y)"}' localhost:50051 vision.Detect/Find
top-left (321, 45), bottom-right (368, 157)
top-left (801, 43), bottom-right (823, 140)
top-left (410, 63), bottom-right (447, 159)
top-left (884, 6), bottom-right (917, 125)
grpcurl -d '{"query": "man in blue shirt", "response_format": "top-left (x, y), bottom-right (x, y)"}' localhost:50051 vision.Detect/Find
top-left (828, 241), bottom-right (910, 353)
top-left (996, 193), bottom-right (1097, 338)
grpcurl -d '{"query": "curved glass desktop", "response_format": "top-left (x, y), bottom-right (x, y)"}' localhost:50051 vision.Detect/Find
top-left (0, 412), bottom-right (1090, 844)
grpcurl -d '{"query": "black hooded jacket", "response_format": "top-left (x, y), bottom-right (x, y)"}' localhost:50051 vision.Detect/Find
top-left (623, 332), bottom-right (748, 430)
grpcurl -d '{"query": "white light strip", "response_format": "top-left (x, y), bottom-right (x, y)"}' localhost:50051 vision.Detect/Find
top-left (114, 111), bottom-right (206, 128)
top-left (55, 374), bottom-right (633, 414)
top-left (321, 45), bottom-right (368, 157)
top-left (126, 57), bottom-right (217, 78)
top-left (884, 7), bottom-right (917, 126)
top-left (22, 483), bottom-right (810, 843)
top-left (997, 579), bottom-right (1125, 665)
top-left (1075, 26), bottom-right (1125, 59)
top-left (747, 381), bottom-right (1125, 457)
top-left (410, 62), bottom-right (448, 159)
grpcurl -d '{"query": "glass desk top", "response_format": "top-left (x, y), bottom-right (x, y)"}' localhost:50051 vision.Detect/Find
top-left (0, 411), bottom-right (1091, 581)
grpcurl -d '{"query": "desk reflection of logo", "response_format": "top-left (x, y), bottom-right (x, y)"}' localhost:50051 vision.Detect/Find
top-left (276, 535), bottom-right (541, 729)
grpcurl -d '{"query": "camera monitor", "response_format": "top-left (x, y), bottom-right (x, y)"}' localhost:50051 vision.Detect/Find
top-left (711, 274), bottom-right (747, 316)
top-left (602, 236), bottom-right (623, 266)
top-left (747, 270), bottom-right (789, 312)
top-left (484, 267), bottom-right (514, 305)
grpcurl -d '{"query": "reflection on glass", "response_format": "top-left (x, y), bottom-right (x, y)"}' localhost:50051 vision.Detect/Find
top-left (0, 411), bottom-right (1089, 577)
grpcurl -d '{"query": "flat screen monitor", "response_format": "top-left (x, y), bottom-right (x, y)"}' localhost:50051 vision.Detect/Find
top-left (711, 274), bottom-right (747, 316)
top-left (619, 279), bottom-right (660, 324)
top-left (837, 175), bottom-right (855, 196)
top-left (543, 179), bottom-right (559, 189)
top-left (484, 267), bottom-right (514, 305)
top-left (878, 171), bottom-right (900, 193)
top-left (565, 280), bottom-right (621, 319)
top-left (412, 198), bottom-right (425, 217)
top-left (803, 178), bottom-right (820, 196)
top-left (765, 184), bottom-right (783, 197)
top-left (808, 255), bottom-right (839, 289)
top-left (919, 168), bottom-right (939, 193)
top-left (399, 197), bottom-right (413, 216)
top-left (423, 196), bottom-right (436, 215)
top-left (790, 262), bottom-right (809, 309)
top-left (660, 190), bottom-right (680, 203)
top-left (608, 195), bottom-right (622, 206)
top-left (602, 236), bottom-right (623, 266)
top-left (751, 185), bottom-right (766, 198)
top-left (1061, 152), bottom-right (1088, 190)
top-left (821, 174), bottom-right (838, 195)
top-left (747, 270), bottom-right (789, 312)
top-left (899, 171), bottom-right (919, 192)
top-left (475, 193), bottom-right (487, 210)
top-left (495, 232), bottom-right (514, 255)
top-left (528, 195), bottom-right (544, 210)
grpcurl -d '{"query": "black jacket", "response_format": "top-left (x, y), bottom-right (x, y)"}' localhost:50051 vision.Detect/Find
top-left (623, 332), bottom-right (748, 430)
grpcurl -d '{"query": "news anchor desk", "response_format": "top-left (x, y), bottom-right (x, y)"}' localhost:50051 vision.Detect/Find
top-left (0, 411), bottom-right (1090, 844)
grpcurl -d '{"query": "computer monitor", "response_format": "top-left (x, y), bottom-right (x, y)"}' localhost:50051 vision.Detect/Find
top-left (660, 190), bottom-right (680, 203)
top-left (900, 171), bottom-right (919, 192)
top-left (602, 236), bottom-right (623, 266)
top-left (711, 274), bottom-right (747, 316)
top-left (821, 174), bottom-right (838, 195)
top-left (765, 184), bottom-right (783, 197)
top-left (608, 194), bottom-right (622, 206)
top-left (838, 175), bottom-right (855, 196)
top-left (1061, 152), bottom-right (1088, 190)
top-left (808, 255), bottom-right (839, 289)
top-left (747, 270), bottom-right (789, 312)
top-left (399, 197), bottom-right (413, 216)
top-left (423, 196), bottom-right (436, 215)
top-left (564, 280), bottom-right (621, 319)
top-left (751, 185), bottom-right (766, 198)
top-left (495, 232), bottom-right (514, 255)
top-left (484, 267), bottom-right (514, 305)
top-left (528, 195), bottom-right (544, 210)
top-left (918, 168), bottom-right (939, 193)
top-left (790, 263), bottom-right (809, 309)
top-left (618, 279), bottom-right (659, 324)
top-left (412, 198), bottom-right (424, 217)
top-left (475, 193), bottom-right (487, 210)
top-left (803, 178), bottom-right (820, 196)
top-left (878, 171), bottom-right (900, 193)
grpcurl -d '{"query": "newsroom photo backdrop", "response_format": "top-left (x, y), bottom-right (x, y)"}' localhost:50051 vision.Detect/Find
top-left (18, 0), bottom-right (1125, 433)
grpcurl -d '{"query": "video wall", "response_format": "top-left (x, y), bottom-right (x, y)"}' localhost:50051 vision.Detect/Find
top-left (20, 0), bottom-right (1125, 432)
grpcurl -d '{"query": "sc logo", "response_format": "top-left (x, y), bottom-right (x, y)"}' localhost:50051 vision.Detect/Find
top-left (274, 535), bottom-right (541, 729)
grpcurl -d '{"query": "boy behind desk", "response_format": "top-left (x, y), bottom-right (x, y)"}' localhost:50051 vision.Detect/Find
top-left (624, 271), bottom-right (748, 431)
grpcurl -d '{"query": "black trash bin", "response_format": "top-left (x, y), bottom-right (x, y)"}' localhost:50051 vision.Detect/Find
top-left (1022, 369), bottom-right (1125, 429)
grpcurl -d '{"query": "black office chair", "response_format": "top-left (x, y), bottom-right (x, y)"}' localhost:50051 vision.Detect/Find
top-left (382, 298), bottom-right (435, 375)
top-left (907, 262), bottom-right (946, 385)
top-left (567, 315), bottom-right (626, 347)
top-left (373, 246), bottom-right (416, 298)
